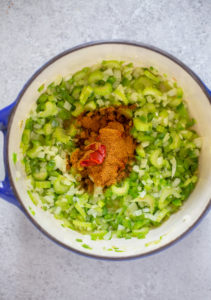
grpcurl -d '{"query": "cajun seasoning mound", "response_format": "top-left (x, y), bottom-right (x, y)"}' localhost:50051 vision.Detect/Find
top-left (69, 106), bottom-right (136, 190)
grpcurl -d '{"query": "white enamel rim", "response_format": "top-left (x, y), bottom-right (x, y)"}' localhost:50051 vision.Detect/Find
top-left (6, 41), bottom-right (211, 260)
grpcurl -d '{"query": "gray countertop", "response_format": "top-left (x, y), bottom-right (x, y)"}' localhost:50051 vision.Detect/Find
top-left (0, 1), bottom-right (210, 299)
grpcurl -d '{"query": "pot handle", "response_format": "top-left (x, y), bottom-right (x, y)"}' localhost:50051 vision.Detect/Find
top-left (0, 102), bottom-right (21, 208)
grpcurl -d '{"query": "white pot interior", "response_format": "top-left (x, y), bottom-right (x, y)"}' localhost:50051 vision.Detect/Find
top-left (8, 43), bottom-right (211, 258)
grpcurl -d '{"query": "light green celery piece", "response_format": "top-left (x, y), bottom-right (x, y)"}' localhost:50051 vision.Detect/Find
top-left (133, 76), bottom-right (153, 91)
top-left (94, 83), bottom-right (112, 96)
top-left (91, 231), bottom-right (107, 240)
top-left (39, 102), bottom-right (58, 118)
top-left (135, 195), bottom-right (155, 213)
top-left (79, 86), bottom-right (93, 105)
top-left (53, 127), bottom-right (70, 144)
top-left (183, 175), bottom-right (197, 187)
top-left (102, 60), bottom-right (121, 69)
top-left (12, 153), bottom-right (17, 164)
top-left (155, 208), bottom-right (169, 222)
top-left (169, 97), bottom-right (182, 107)
top-left (21, 129), bottom-right (30, 151)
top-left (133, 118), bottom-right (152, 132)
top-left (53, 176), bottom-right (70, 194)
top-left (27, 143), bottom-right (42, 159)
top-left (72, 103), bottom-right (84, 117)
top-left (150, 149), bottom-right (164, 169)
top-left (72, 67), bottom-right (89, 82)
top-left (28, 206), bottom-right (35, 216)
top-left (132, 227), bottom-right (149, 238)
top-left (72, 87), bottom-right (81, 100)
top-left (113, 87), bottom-right (128, 105)
top-left (55, 197), bottom-right (69, 210)
top-left (143, 87), bottom-right (162, 97)
top-left (33, 169), bottom-right (48, 181)
top-left (143, 103), bottom-right (156, 113)
top-left (136, 144), bottom-right (146, 157)
top-left (27, 191), bottom-right (38, 206)
top-left (37, 83), bottom-right (45, 92)
top-left (73, 220), bottom-right (93, 231)
top-left (159, 110), bottom-right (169, 126)
top-left (158, 188), bottom-right (174, 209)
top-left (88, 70), bottom-right (103, 83)
top-left (75, 203), bottom-right (86, 219)
top-left (144, 70), bottom-right (160, 83)
top-left (112, 180), bottom-right (129, 196)
top-left (67, 123), bottom-right (78, 137)
top-left (35, 181), bottom-right (51, 189)
top-left (82, 244), bottom-right (92, 250)
top-left (84, 101), bottom-right (97, 111)
top-left (177, 87), bottom-right (183, 98)
top-left (43, 123), bottom-right (53, 135)
top-left (169, 132), bottom-right (181, 150)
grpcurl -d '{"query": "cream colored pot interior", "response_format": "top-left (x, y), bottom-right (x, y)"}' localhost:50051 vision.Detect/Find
top-left (8, 43), bottom-right (211, 258)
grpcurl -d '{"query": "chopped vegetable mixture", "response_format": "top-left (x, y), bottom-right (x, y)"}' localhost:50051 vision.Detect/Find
top-left (20, 60), bottom-right (201, 240)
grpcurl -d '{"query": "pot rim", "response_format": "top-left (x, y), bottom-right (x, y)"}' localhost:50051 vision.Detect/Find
top-left (6, 40), bottom-right (211, 260)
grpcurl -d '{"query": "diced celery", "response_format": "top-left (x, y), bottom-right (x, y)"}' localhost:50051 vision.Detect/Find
top-left (38, 83), bottom-right (45, 92)
top-left (84, 100), bottom-right (97, 111)
top-left (112, 180), bottom-right (129, 196)
top-left (79, 86), bottom-right (93, 105)
top-left (94, 83), bottom-right (112, 96)
top-left (155, 208), bottom-right (169, 222)
top-left (72, 220), bottom-right (92, 231)
top-left (102, 60), bottom-right (121, 69)
top-left (133, 76), bottom-right (153, 91)
top-left (88, 70), bottom-right (103, 83)
top-left (113, 86), bottom-right (128, 105)
top-left (39, 102), bottom-right (58, 118)
top-left (169, 97), bottom-right (182, 107)
top-left (91, 231), bottom-right (107, 240)
top-left (158, 188), bottom-right (174, 209)
top-left (27, 191), bottom-right (38, 206)
top-left (177, 87), bottom-right (183, 98)
top-left (33, 169), bottom-right (48, 181)
top-left (144, 70), bottom-right (160, 83)
top-left (143, 103), bottom-right (156, 113)
top-left (72, 103), bottom-right (84, 117)
top-left (159, 110), bottom-right (169, 126)
top-left (75, 203), bottom-right (86, 219)
top-left (35, 181), bottom-right (51, 188)
top-left (136, 195), bottom-right (155, 212)
top-left (27, 142), bottom-right (42, 159)
top-left (23, 157), bottom-right (31, 175)
top-left (143, 87), bottom-right (162, 97)
top-left (72, 67), bottom-right (89, 82)
top-left (169, 132), bottom-right (181, 150)
top-left (53, 176), bottom-right (70, 194)
top-left (159, 81), bottom-right (172, 92)
top-left (150, 149), bottom-right (164, 169)
top-left (132, 227), bottom-right (149, 238)
top-left (21, 129), bottom-right (30, 151)
top-left (136, 144), bottom-right (145, 157)
top-left (67, 123), bottom-right (78, 137)
top-left (53, 127), bottom-right (70, 144)
top-left (133, 118), bottom-right (152, 132)
top-left (72, 87), bottom-right (81, 99)
top-left (43, 123), bottom-right (53, 135)
top-left (37, 93), bottom-right (48, 104)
